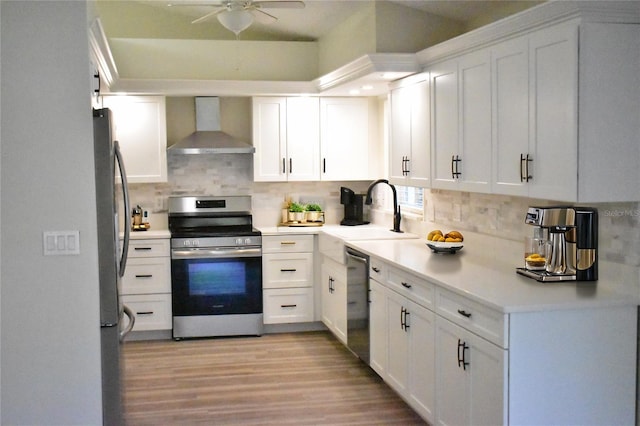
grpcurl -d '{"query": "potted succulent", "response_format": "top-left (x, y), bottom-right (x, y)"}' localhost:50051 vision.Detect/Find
top-left (305, 203), bottom-right (323, 222)
top-left (288, 202), bottom-right (306, 223)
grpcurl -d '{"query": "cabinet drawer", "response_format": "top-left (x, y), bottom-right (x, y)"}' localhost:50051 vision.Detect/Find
top-left (436, 287), bottom-right (507, 348)
top-left (263, 252), bottom-right (313, 289)
top-left (127, 239), bottom-right (170, 258)
top-left (122, 294), bottom-right (172, 331)
top-left (263, 234), bottom-right (314, 253)
top-left (263, 288), bottom-right (314, 324)
top-left (387, 265), bottom-right (434, 309)
top-left (121, 257), bottom-right (171, 294)
top-left (369, 257), bottom-right (387, 283)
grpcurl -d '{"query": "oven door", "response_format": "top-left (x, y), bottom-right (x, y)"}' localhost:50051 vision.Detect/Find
top-left (171, 246), bottom-right (262, 316)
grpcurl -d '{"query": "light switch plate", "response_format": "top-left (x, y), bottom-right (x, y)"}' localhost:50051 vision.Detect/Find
top-left (43, 231), bottom-right (80, 256)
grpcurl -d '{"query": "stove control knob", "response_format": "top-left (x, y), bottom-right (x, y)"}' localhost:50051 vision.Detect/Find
top-left (245, 238), bottom-right (252, 245)
top-left (235, 238), bottom-right (243, 246)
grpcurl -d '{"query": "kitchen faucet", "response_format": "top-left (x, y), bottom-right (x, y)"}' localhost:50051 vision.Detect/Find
top-left (365, 179), bottom-right (402, 233)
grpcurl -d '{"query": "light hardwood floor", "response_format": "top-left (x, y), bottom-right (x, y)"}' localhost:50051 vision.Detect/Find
top-left (122, 331), bottom-right (427, 425)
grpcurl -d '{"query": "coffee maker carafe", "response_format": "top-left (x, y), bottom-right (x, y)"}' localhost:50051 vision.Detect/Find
top-left (340, 186), bottom-right (370, 226)
top-left (517, 206), bottom-right (598, 282)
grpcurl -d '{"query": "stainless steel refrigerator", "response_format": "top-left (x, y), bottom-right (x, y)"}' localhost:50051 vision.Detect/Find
top-left (93, 107), bottom-right (135, 426)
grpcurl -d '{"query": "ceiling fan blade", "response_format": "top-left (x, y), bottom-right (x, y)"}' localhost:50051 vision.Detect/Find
top-left (191, 7), bottom-right (226, 24)
top-left (252, 1), bottom-right (304, 9)
top-left (251, 8), bottom-right (278, 24)
top-left (168, 2), bottom-right (226, 7)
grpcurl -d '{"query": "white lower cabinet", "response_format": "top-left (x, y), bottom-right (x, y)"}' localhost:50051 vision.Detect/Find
top-left (262, 234), bottom-right (314, 324)
top-left (369, 265), bottom-right (436, 423)
top-left (435, 316), bottom-right (507, 426)
top-left (321, 257), bottom-right (347, 344)
top-left (121, 238), bottom-right (172, 333)
top-left (368, 252), bottom-right (636, 425)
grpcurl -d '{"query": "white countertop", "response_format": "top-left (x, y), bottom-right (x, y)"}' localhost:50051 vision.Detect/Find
top-left (346, 235), bottom-right (639, 314)
top-left (259, 224), bottom-right (419, 240)
top-left (127, 229), bottom-right (171, 239)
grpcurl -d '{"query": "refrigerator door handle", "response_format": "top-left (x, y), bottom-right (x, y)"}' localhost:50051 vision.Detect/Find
top-left (119, 304), bottom-right (135, 342)
top-left (114, 140), bottom-right (130, 278)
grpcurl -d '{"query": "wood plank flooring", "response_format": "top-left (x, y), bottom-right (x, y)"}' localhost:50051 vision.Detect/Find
top-left (122, 331), bottom-right (427, 425)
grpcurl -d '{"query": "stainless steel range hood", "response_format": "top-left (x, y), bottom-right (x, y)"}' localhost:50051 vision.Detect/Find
top-left (167, 97), bottom-right (255, 154)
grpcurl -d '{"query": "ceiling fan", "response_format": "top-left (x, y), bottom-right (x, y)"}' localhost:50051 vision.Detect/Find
top-left (169, 1), bottom-right (305, 36)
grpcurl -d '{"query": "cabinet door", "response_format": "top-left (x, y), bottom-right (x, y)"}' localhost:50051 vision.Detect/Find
top-left (528, 24), bottom-right (578, 201)
top-left (286, 97), bottom-right (320, 181)
top-left (320, 98), bottom-right (370, 181)
top-left (321, 261), bottom-right (347, 344)
top-left (389, 84), bottom-right (412, 183)
top-left (491, 36), bottom-right (530, 196)
top-left (386, 289), bottom-right (409, 395)
top-left (369, 279), bottom-right (388, 377)
top-left (102, 95), bottom-right (167, 183)
top-left (436, 316), bottom-right (506, 426)
top-left (407, 301), bottom-right (436, 423)
top-left (409, 78), bottom-right (431, 187)
top-left (430, 60), bottom-right (459, 190)
top-left (252, 97), bottom-right (287, 182)
top-left (458, 49), bottom-right (491, 193)
top-left (435, 316), bottom-right (468, 426)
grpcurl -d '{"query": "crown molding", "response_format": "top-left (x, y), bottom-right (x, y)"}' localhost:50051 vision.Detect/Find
top-left (88, 18), bottom-right (119, 88)
top-left (314, 53), bottom-right (419, 93)
top-left (417, 0), bottom-right (640, 66)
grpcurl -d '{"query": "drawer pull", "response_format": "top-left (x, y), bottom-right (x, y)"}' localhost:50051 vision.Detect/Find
top-left (280, 268), bottom-right (297, 272)
top-left (280, 241), bottom-right (297, 245)
top-left (134, 247), bottom-right (152, 251)
top-left (401, 282), bottom-right (412, 289)
top-left (457, 309), bottom-right (472, 318)
top-left (280, 304), bottom-right (297, 308)
top-left (135, 274), bottom-right (153, 278)
top-left (136, 311), bottom-right (154, 315)
top-left (372, 267), bottom-right (381, 273)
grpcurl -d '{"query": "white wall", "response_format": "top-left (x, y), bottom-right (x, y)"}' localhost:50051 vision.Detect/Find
top-left (1, 1), bottom-right (103, 424)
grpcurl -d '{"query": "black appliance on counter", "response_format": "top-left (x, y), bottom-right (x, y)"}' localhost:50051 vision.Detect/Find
top-left (169, 195), bottom-right (263, 339)
top-left (340, 186), bottom-right (370, 226)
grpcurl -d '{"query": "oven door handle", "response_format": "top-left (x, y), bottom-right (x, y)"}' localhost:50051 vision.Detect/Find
top-left (172, 247), bottom-right (262, 259)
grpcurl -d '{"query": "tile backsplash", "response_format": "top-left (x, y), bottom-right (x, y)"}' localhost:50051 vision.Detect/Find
top-left (128, 154), bottom-right (640, 269)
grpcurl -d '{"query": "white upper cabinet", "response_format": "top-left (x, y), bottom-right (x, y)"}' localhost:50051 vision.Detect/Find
top-left (252, 97), bottom-right (287, 181)
top-left (491, 35), bottom-right (530, 197)
top-left (430, 49), bottom-right (491, 193)
top-left (389, 73), bottom-right (431, 188)
top-left (252, 97), bottom-right (320, 182)
top-left (320, 97), bottom-right (377, 181)
top-left (254, 96), bottom-right (377, 182)
top-left (101, 95), bottom-right (167, 183)
top-left (420, 3), bottom-right (640, 202)
top-left (492, 26), bottom-right (578, 201)
top-left (491, 21), bottom-right (639, 202)
top-left (286, 97), bottom-right (321, 181)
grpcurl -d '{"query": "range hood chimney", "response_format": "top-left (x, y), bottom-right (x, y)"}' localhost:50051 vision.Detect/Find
top-left (167, 97), bottom-right (255, 154)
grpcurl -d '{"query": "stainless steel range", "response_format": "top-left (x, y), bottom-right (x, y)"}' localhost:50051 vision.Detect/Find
top-left (169, 195), bottom-right (262, 339)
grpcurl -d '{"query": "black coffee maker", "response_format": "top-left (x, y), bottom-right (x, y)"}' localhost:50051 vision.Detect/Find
top-left (340, 186), bottom-right (370, 226)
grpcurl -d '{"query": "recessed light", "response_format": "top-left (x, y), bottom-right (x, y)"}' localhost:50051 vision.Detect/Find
top-left (349, 89), bottom-right (360, 95)
top-left (361, 85), bottom-right (374, 91)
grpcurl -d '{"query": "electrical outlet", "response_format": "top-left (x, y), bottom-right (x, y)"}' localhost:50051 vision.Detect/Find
top-left (43, 231), bottom-right (80, 256)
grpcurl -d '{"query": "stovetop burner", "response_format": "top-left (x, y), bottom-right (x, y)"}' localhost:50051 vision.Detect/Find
top-left (168, 195), bottom-right (261, 238)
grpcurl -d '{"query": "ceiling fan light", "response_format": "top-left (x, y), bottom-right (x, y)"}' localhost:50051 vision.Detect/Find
top-left (218, 9), bottom-right (254, 36)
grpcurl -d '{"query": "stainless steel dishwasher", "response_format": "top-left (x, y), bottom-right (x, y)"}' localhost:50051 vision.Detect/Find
top-left (345, 247), bottom-right (370, 364)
